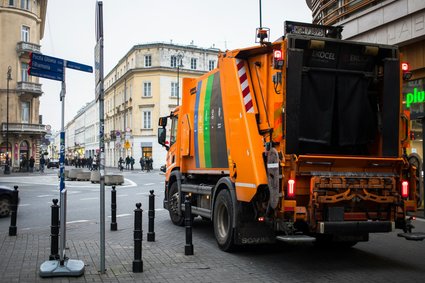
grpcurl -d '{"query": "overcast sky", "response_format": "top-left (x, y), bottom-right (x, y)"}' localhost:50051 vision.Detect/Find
top-left (39, 0), bottom-right (312, 130)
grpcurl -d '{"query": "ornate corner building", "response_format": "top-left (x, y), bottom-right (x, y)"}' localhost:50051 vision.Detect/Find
top-left (0, 0), bottom-right (48, 171)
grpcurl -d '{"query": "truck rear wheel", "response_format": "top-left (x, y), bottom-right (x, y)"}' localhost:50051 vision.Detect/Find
top-left (168, 182), bottom-right (184, 226)
top-left (213, 189), bottom-right (235, 251)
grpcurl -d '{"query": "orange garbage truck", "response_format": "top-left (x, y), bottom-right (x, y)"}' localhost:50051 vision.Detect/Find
top-left (158, 21), bottom-right (424, 251)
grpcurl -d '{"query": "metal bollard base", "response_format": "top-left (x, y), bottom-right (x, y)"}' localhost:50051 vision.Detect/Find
top-left (110, 223), bottom-right (117, 231)
top-left (9, 226), bottom-right (16, 236)
top-left (132, 260), bottom-right (143, 273)
top-left (185, 244), bottom-right (194, 255)
top-left (39, 259), bottom-right (85, 277)
top-left (147, 232), bottom-right (155, 242)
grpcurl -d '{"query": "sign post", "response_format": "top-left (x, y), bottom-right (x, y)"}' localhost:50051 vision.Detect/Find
top-left (95, 0), bottom-right (106, 274)
top-left (34, 53), bottom-right (93, 278)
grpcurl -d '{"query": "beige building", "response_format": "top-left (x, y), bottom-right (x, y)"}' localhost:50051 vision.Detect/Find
top-left (104, 42), bottom-right (219, 169)
top-left (0, 0), bottom-right (48, 172)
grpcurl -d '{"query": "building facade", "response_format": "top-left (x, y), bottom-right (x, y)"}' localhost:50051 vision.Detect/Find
top-left (103, 42), bottom-right (219, 169)
top-left (0, 0), bottom-right (48, 172)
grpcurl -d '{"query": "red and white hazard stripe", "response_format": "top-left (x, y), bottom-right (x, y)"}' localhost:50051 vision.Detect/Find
top-left (236, 59), bottom-right (254, 113)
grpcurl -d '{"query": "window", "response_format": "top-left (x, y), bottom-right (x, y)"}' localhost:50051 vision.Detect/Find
top-left (171, 82), bottom-right (178, 97)
top-left (20, 0), bottom-right (30, 10)
top-left (129, 84), bottom-right (132, 99)
top-left (209, 60), bottom-right (216, 71)
top-left (21, 101), bottom-right (30, 123)
top-left (191, 58), bottom-right (197, 70)
top-left (21, 63), bottom-right (29, 82)
top-left (144, 55), bottom-right (152, 67)
top-left (21, 26), bottom-right (30, 42)
top-left (171, 56), bottom-right (177, 68)
top-left (143, 82), bottom-right (152, 97)
top-left (9, 0), bottom-right (14, 6)
top-left (143, 111), bottom-right (152, 129)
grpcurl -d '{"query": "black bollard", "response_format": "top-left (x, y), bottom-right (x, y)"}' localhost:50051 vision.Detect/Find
top-left (110, 185), bottom-right (117, 231)
top-left (8, 186), bottom-right (19, 236)
top-left (132, 203), bottom-right (143, 273)
top-left (147, 190), bottom-right (155, 242)
top-left (49, 199), bottom-right (60, 260)
top-left (184, 195), bottom-right (194, 255)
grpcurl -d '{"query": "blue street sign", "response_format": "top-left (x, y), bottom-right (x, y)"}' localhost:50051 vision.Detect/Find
top-left (31, 60), bottom-right (64, 74)
top-left (28, 68), bottom-right (64, 81)
top-left (66, 60), bottom-right (93, 73)
top-left (30, 53), bottom-right (64, 67)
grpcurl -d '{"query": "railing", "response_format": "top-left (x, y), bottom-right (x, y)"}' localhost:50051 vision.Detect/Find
top-left (311, 0), bottom-right (383, 26)
top-left (16, 82), bottom-right (43, 96)
top-left (1, 123), bottom-right (46, 134)
top-left (16, 41), bottom-right (41, 56)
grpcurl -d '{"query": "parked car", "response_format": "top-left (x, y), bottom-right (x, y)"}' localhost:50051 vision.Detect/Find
top-left (0, 186), bottom-right (17, 217)
top-left (47, 159), bottom-right (59, 169)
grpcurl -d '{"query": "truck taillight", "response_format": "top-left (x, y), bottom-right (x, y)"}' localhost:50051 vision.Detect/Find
top-left (287, 179), bottom-right (295, 198)
top-left (401, 181), bottom-right (409, 198)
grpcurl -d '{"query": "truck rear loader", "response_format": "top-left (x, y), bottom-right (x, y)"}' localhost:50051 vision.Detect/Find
top-left (158, 21), bottom-right (425, 251)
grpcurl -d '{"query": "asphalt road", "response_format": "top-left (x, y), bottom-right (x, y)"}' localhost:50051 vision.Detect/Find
top-left (1, 169), bottom-right (425, 282)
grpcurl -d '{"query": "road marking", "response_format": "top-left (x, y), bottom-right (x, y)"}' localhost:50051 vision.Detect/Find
top-left (155, 208), bottom-right (165, 211)
top-left (136, 192), bottom-right (148, 195)
top-left (37, 194), bottom-right (53, 198)
top-left (117, 194), bottom-right (128, 197)
top-left (80, 197), bottom-right (98, 201)
top-left (67, 220), bottom-right (89, 224)
top-left (144, 183), bottom-right (155, 186)
top-left (18, 204), bottom-right (30, 207)
top-left (90, 189), bottom-right (98, 192)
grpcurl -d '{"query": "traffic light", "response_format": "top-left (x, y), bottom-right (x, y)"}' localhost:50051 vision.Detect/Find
top-left (402, 62), bottom-right (412, 81)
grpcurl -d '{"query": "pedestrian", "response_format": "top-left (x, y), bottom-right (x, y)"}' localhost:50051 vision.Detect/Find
top-left (40, 155), bottom-right (46, 173)
top-left (146, 157), bottom-right (151, 173)
top-left (118, 157), bottom-right (124, 171)
top-left (29, 156), bottom-right (35, 172)
top-left (88, 156), bottom-right (93, 170)
top-left (139, 157), bottom-right (145, 171)
top-left (130, 156), bottom-right (135, 170)
top-left (125, 156), bottom-right (130, 170)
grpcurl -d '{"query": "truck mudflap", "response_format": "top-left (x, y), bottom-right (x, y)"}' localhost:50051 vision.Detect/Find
top-left (234, 223), bottom-right (276, 245)
top-left (317, 221), bottom-right (394, 234)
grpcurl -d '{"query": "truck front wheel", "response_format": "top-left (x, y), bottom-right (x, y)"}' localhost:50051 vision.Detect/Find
top-left (168, 182), bottom-right (184, 226)
top-left (213, 189), bottom-right (235, 251)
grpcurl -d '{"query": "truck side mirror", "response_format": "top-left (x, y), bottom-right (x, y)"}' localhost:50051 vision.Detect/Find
top-left (158, 117), bottom-right (168, 127)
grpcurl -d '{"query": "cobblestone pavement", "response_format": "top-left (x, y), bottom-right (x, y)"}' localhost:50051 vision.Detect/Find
top-left (1, 169), bottom-right (425, 282)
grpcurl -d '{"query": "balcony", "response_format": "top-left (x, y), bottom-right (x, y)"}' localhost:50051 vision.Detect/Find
top-left (16, 41), bottom-right (41, 58)
top-left (16, 82), bottom-right (43, 97)
top-left (1, 123), bottom-right (46, 135)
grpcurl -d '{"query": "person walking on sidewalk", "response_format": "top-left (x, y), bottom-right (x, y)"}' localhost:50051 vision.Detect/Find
top-left (125, 156), bottom-right (130, 170)
top-left (130, 156), bottom-right (135, 170)
top-left (29, 156), bottom-right (35, 172)
top-left (118, 157), bottom-right (124, 171)
top-left (139, 156), bottom-right (145, 171)
top-left (40, 155), bottom-right (46, 173)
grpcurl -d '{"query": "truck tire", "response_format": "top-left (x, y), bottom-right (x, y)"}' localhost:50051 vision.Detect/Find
top-left (168, 182), bottom-right (184, 226)
top-left (213, 189), bottom-right (235, 251)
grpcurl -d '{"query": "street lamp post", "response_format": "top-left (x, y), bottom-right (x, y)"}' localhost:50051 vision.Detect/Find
top-left (176, 53), bottom-right (184, 106)
top-left (4, 66), bottom-right (12, 175)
